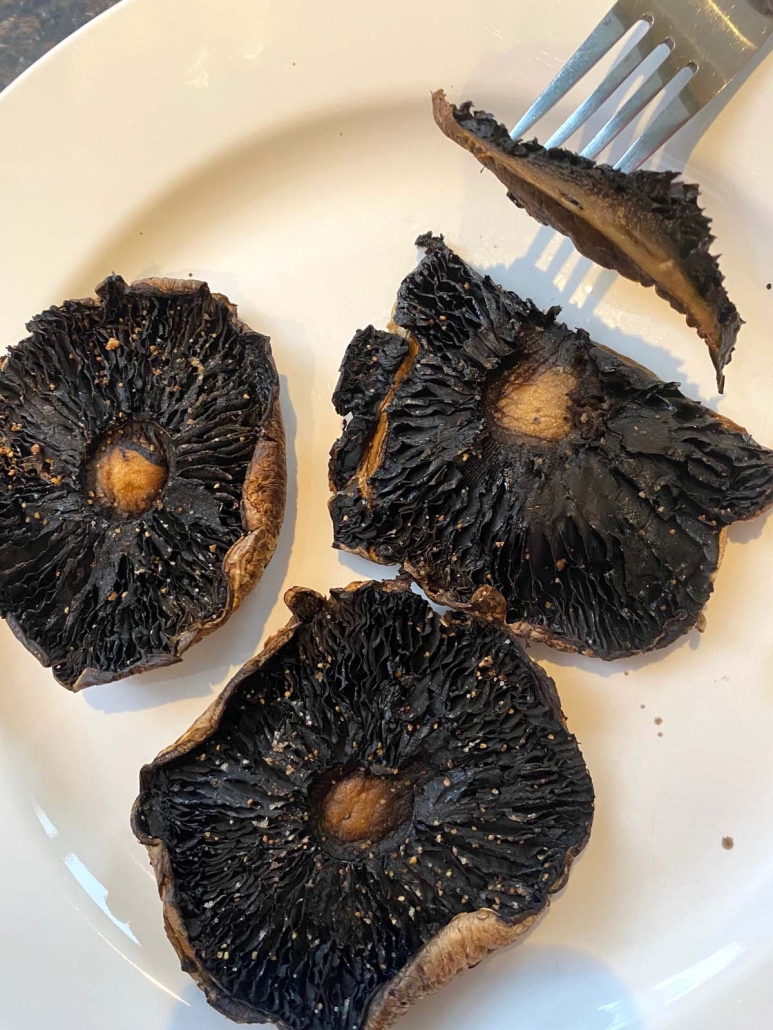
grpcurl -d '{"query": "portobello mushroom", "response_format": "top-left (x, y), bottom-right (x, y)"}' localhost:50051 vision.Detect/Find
top-left (0, 277), bottom-right (285, 690)
top-left (330, 235), bottom-right (773, 660)
top-left (432, 90), bottom-right (741, 391)
top-left (132, 579), bottom-right (593, 1030)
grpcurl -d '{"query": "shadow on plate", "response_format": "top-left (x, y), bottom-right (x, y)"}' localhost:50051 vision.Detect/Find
top-left (726, 505), bottom-right (773, 545)
top-left (335, 548), bottom-right (400, 583)
top-left (166, 944), bottom-right (643, 1030)
top-left (83, 373), bottom-right (298, 715)
top-left (479, 228), bottom-right (714, 405)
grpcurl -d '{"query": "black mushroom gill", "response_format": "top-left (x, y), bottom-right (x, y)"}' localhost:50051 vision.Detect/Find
top-left (432, 91), bottom-right (741, 390)
top-left (132, 579), bottom-right (594, 1030)
top-left (329, 234), bottom-right (773, 660)
top-left (0, 276), bottom-right (285, 690)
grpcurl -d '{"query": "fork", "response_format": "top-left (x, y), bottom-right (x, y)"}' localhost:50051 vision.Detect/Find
top-left (510, 0), bottom-right (773, 172)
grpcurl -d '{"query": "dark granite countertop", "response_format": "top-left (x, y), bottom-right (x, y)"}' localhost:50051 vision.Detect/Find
top-left (0, 0), bottom-right (118, 91)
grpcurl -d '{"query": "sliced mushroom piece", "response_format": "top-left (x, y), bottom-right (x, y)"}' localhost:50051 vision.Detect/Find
top-left (133, 579), bottom-right (593, 1030)
top-left (432, 90), bottom-right (741, 391)
top-left (330, 235), bottom-right (773, 660)
top-left (0, 277), bottom-right (285, 689)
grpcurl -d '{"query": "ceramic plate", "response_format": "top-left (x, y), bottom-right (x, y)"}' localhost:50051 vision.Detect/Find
top-left (1, 1), bottom-right (772, 1027)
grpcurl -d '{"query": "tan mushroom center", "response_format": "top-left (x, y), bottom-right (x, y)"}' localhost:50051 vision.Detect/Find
top-left (96, 447), bottom-right (167, 515)
top-left (320, 772), bottom-right (413, 844)
top-left (486, 366), bottom-right (577, 442)
top-left (87, 422), bottom-right (169, 517)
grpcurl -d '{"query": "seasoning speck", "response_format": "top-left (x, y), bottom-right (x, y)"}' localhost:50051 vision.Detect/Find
top-left (654, 716), bottom-right (663, 725)
top-left (722, 836), bottom-right (734, 850)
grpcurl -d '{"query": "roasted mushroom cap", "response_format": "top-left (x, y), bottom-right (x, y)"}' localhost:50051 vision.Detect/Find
top-left (330, 235), bottom-right (773, 660)
top-left (132, 579), bottom-right (593, 1030)
top-left (0, 277), bottom-right (285, 690)
top-left (432, 91), bottom-right (741, 391)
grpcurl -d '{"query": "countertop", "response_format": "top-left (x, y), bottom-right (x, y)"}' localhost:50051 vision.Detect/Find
top-left (0, 0), bottom-right (118, 91)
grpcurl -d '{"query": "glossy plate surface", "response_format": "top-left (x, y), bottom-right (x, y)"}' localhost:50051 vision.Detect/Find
top-left (1, 1), bottom-right (772, 1027)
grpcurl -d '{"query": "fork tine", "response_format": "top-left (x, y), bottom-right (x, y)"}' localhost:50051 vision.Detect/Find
top-left (580, 53), bottom-right (687, 161)
top-left (614, 71), bottom-right (707, 172)
top-left (545, 25), bottom-right (658, 150)
top-left (510, 1), bottom-right (637, 141)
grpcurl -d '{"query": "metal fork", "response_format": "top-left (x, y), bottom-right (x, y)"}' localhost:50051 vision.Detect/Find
top-left (510, 0), bottom-right (773, 172)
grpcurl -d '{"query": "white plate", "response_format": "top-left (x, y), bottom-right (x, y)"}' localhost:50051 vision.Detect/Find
top-left (1, 1), bottom-right (773, 1027)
